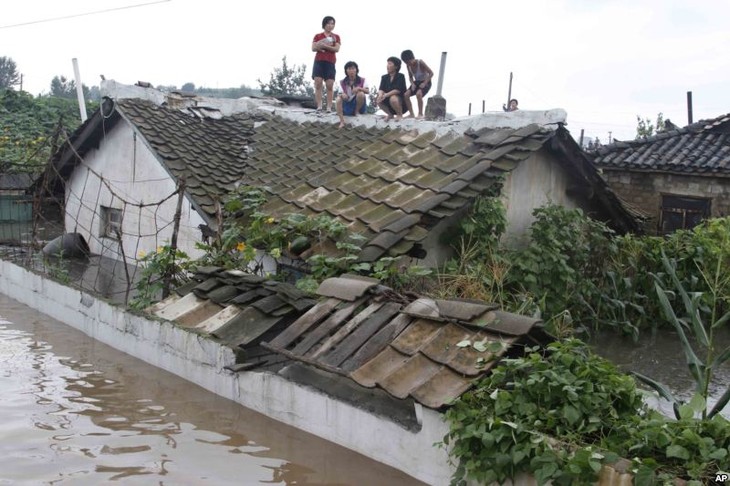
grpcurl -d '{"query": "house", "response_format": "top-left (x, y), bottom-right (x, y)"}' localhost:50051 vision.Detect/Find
top-left (0, 172), bottom-right (32, 222)
top-left (592, 113), bottom-right (730, 234)
top-left (47, 81), bottom-right (638, 270)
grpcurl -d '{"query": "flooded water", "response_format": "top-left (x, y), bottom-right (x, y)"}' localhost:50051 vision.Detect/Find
top-left (0, 294), bottom-right (426, 486)
top-left (589, 329), bottom-right (730, 418)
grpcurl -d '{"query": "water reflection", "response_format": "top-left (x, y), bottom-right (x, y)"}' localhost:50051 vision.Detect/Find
top-left (0, 294), bottom-right (425, 485)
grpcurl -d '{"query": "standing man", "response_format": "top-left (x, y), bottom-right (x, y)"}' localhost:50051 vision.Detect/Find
top-left (311, 16), bottom-right (340, 112)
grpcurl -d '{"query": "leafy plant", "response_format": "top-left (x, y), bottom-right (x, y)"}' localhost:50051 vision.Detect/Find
top-left (633, 249), bottom-right (730, 420)
top-left (131, 244), bottom-right (192, 310)
top-left (443, 338), bottom-right (730, 485)
top-left (442, 339), bottom-right (641, 485)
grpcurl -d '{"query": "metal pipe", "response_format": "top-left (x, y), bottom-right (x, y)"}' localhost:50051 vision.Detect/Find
top-left (435, 52), bottom-right (447, 96)
top-left (687, 91), bottom-right (693, 124)
top-left (72, 58), bottom-right (87, 122)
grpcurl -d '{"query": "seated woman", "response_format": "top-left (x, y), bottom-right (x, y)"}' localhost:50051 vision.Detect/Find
top-left (336, 61), bottom-right (369, 128)
top-left (376, 57), bottom-right (407, 121)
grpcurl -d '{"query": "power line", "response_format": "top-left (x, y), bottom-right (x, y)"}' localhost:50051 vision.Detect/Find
top-left (0, 0), bottom-right (171, 29)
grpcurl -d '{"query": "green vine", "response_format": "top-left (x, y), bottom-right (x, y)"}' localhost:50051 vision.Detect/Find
top-left (442, 339), bottom-right (730, 485)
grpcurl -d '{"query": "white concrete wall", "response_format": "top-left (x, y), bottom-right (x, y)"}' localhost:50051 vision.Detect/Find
top-left (64, 123), bottom-right (207, 262)
top-left (0, 260), bottom-right (453, 486)
top-left (502, 151), bottom-right (580, 246)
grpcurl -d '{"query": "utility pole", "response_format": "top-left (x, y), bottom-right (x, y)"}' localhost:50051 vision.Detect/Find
top-left (608, 131), bottom-right (613, 144)
top-left (506, 72), bottom-right (513, 108)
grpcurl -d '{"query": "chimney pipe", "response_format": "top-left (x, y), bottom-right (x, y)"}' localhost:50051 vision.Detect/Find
top-left (72, 58), bottom-right (87, 122)
top-left (686, 91), bottom-right (693, 124)
top-left (435, 52), bottom-right (447, 97)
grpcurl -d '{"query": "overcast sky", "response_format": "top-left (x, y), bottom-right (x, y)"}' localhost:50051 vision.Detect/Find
top-left (3, 0), bottom-right (729, 142)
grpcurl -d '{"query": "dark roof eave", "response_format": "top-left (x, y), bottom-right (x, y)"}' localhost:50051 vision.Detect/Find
top-left (551, 126), bottom-right (641, 234)
top-left (53, 97), bottom-right (120, 181)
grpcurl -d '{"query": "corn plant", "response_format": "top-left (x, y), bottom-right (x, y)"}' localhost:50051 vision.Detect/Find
top-left (633, 249), bottom-right (730, 420)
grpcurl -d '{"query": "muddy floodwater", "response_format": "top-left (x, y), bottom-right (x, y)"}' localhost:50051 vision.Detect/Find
top-left (589, 328), bottom-right (730, 419)
top-left (0, 294), bottom-right (426, 486)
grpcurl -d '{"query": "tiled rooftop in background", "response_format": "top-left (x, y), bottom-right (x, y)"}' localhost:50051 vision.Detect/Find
top-left (593, 113), bottom-right (730, 174)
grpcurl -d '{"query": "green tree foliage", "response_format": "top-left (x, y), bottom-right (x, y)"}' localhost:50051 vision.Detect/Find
top-left (181, 82), bottom-right (195, 92)
top-left (50, 75), bottom-right (89, 100)
top-left (0, 56), bottom-right (20, 89)
top-left (636, 112), bottom-right (665, 139)
top-left (0, 89), bottom-right (94, 172)
top-left (258, 56), bottom-right (314, 97)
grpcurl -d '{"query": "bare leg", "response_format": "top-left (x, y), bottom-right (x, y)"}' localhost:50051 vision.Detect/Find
top-left (314, 77), bottom-right (324, 110)
top-left (378, 101), bottom-right (392, 120)
top-left (392, 97), bottom-right (403, 121)
top-left (354, 92), bottom-right (366, 116)
top-left (403, 89), bottom-right (415, 118)
top-left (325, 79), bottom-right (335, 111)
top-left (416, 90), bottom-right (425, 118)
top-left (336, 94), bottom-right (346, 128)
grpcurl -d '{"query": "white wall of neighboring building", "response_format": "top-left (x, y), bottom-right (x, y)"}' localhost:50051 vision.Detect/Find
top-left (64, 122), bottom-right (207, 262)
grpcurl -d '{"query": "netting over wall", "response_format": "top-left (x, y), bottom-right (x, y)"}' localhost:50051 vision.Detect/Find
top-left (1, 126), bottom-right (190, 306)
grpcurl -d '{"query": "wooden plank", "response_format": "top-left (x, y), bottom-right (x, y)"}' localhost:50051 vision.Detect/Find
top-left (341, 313), bottom-right (412, 372)
top-left (267, 298), bottom-right (339, 349)
top-left (321, 302), bottom-right (401, 368)
top-left (308, 301), bottom-right (384, 360)
top-left (260, 342), bottom-right (348, 377)
top-left (290, 296), bottom-right (367, 356)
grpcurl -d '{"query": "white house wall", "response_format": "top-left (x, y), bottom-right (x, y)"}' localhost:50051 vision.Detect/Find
top-left (64, 123), bottom-right (206, 262)
top-left (502, 151), bottom-right (579, 246)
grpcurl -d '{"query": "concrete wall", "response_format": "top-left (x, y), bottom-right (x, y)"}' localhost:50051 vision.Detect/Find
top-left (64, 123), bottom-right (207, 262)
top-left (502, 151), bottom-right (580, 246)
top-left (0, 260), bottom-right (453, 486)
top-left (602, 170), bottom-right (730, 233)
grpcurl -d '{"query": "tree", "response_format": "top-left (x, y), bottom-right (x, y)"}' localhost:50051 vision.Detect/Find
top-left (258, 56), bottom-right (314, 97)
top-left (50, 75), bottom-right (91, 100)
top-left (181, 82), bottom-right (196, 92)
top-left (0, 56), bottom-right (21, 89)
top-left (635, 112), bottom-right (665, 139)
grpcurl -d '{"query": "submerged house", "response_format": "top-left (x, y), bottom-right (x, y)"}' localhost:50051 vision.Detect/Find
top-left (46, 81), bottom-right (637, 270)
top-left (592, 113), bottom-right (730, 233)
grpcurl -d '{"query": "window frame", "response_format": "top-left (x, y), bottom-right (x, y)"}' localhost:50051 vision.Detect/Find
top-left (99, 206), bottom-right (123, 239)
top-left (658, 194), bottom-right (711, 234)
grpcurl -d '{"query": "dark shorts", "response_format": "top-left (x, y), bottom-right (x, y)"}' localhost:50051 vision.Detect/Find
top-left (408, 81), bottom-right (431, 96)
top-left (381, 95), bottom-right (404, 115)
top-left (312, 61), bottom-right (336, 81)
top-left (343, 96), bottom-right (367, 116)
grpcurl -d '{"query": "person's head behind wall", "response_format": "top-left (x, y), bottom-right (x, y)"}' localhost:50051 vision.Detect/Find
top-left (509, 99), bottom-right (519, 110)
top-left (322, 16), bottom-right (335, 29)
top-left (387, 56), bottom-right (402, 72)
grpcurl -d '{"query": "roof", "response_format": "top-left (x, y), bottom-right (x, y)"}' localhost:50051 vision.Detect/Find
top-left (150, 271), bottom-right (547, 410)
top-left (0, 173), bottom-right (32, 191)
top-left (593, 113), bottom-right (730, 175)
top-left (49, 92), bottom-right (639, 260)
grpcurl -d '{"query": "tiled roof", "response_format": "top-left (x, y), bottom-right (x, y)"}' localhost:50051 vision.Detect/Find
top-left (51, 96), bottom-right (639, 258)
top-left (150, 273), bottom-right (546, 409)
top-left (115, 99), bottom-right (260, 216)
top-left (247, 119), bottom-right (557, 261)
top-left (593, 113), bottom-right (730, 175)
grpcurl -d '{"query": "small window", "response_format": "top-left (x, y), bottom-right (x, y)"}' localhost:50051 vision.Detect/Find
top-left (659, 195), bottom-right (710, 234)
top-left (100, 206), bottom-right (123, 238)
